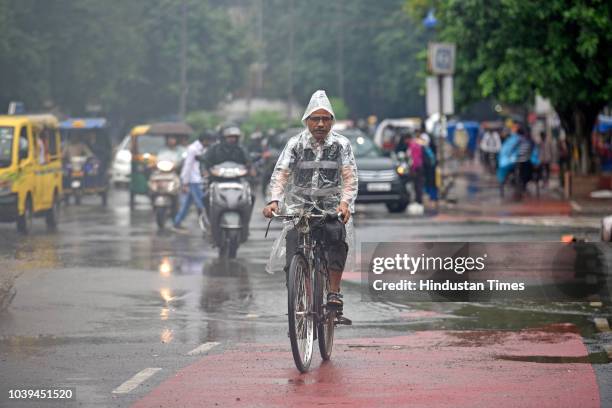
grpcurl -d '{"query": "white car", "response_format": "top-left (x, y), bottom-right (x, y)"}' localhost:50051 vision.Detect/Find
top-left (111, 135), bottom-right (131, 186)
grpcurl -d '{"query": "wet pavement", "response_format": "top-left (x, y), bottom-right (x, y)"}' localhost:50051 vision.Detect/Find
top-left (0, 188), bottom-right (610, 407)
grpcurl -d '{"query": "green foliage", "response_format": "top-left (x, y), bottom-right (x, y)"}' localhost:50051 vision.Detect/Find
top-left (0, 0), bottom-right (431, 132)
top-left (240, 110), bottom-right (287, 136)
top-left (185, 110), bottom-right (221, 135)
top-left (406, 0), bottom-right (612, 140)
top-left (329, 97), bottom-right (349, 120)
top-left (0, 0), bottom-right (254, 131)
top-left (260, 0), bottom-right (426, 119)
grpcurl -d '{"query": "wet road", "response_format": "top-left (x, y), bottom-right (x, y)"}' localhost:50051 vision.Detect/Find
top-left (0, 189), bottom-right (611, 407)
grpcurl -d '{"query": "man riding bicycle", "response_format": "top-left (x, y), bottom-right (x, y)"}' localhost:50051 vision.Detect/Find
top-left (263, 90), bottom-right (358, 314)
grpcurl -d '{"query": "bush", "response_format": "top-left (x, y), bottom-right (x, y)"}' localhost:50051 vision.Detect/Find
top-left (329, 97), bottom-right (349, 120)
top-left (241, 110), bottom-right (288, 136)
top-left (186, 110), bottom-right (222, 136)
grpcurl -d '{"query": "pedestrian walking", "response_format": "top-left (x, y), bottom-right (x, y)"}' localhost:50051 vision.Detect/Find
top-left (479, 128), bottom-right (501, 173)
top-left (172, 132), bottom-right (213, 232)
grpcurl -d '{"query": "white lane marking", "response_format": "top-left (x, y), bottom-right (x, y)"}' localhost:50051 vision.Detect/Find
top-left (112, 368), bottom-right (162, 394)
top-left (187, 342), bottom-right (220, 356)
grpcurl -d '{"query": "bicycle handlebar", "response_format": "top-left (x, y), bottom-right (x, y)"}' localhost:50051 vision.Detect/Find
top-left (265, 211), bottom-right (343, 238)
top-left (271, 211), bottom-right (342, 220)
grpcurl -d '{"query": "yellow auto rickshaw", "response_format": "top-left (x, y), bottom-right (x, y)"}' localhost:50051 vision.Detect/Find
top-left (128, 122), bottom-right (193, 209)
top-left (0, 114), bottom-right (63, 233)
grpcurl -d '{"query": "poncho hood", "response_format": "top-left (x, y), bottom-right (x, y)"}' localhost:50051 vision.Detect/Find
top-left (301, 90), bottom-right (336, 126)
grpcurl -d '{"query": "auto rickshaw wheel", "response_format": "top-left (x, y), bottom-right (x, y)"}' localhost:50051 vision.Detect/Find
top-left (129, 192), bottom-right (135, 210)
top-left (17, 196), bottom-right (33, 235)
top-left (45, 192), bottom-right (60, 231)
top-left (101, 191), bottom-right (108, 207)
top-left (74, 194), bottom-right (82, 205)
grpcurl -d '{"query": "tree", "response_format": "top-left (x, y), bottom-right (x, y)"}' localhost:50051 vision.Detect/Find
top-left (407, 0), bottom-right (612, 146)
top-left (0, 0), bottom-right (254, 133)
top-left (260, 0), bottom-right (426, 119)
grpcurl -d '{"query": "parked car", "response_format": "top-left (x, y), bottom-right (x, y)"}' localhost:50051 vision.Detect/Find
top-left (340, 129), bottom-right (410, 213)
top-left (111, 134), bottom-right (131, 187)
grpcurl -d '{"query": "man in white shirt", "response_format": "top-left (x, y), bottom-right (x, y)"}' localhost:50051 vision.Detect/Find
top-left (172, 132), bottom-right (213, 232)
top-left (480, 129), bottom-right (502, 171)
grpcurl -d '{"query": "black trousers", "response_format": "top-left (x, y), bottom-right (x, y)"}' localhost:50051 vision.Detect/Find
top-left (285, 219), bottom-right (348, 274)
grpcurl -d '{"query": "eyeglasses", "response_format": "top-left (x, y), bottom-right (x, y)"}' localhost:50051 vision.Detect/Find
top-left (308, 115), bottom-right (333, 124)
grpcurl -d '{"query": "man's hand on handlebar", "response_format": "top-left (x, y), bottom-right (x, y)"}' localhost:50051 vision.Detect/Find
top-left (336, 201), bottom-right (350, 224)
top-left (263, 201), bottom-right (278, 218)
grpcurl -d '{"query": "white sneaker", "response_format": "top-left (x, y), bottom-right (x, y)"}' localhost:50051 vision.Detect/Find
top-left (171, 225), bottom-right (189, 234)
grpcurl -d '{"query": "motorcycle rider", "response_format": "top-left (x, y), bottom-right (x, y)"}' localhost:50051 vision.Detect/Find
top-left (199, 125), bottom-right (251, 169)
top-left (199, 124), bottom-right (254, 241)
top-left (262, 90), bottom-right (358, 315)
top-left (172, 132), bottom-right (212, 233)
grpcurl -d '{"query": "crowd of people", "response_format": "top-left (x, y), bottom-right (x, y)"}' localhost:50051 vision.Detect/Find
top-left (479, 123), bottom-right (573, 199)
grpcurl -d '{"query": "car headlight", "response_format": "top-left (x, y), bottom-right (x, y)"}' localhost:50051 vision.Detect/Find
top-left (396, 165), bottom-right (408, 175)
top-left (157, 160), bottom-right (175, 172)
top-left (116, 150), bottom-right (132, 163)
top-left (210, 167), bottom-right (248, 178)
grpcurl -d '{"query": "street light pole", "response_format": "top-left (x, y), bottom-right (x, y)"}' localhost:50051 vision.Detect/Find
top-left (287, 0), bottom-right (294, 119)
top-left (178, 0), bottom-right (188, 120)
top-left (438, 74), bottom-right (445, 203)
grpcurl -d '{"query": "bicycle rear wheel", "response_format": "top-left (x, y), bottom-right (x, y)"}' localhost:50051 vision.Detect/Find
top-left (317, 272), bottom-right (335, 361)
top-left (288, 253), bottom-right (314, 373)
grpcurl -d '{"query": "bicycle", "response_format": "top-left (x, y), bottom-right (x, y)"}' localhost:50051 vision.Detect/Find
top-left (267, 210), bottom-right (347, 373)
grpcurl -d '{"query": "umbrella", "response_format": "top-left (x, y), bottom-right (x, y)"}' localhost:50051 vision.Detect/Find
top-left (148, 122), bottom-right (194, 136)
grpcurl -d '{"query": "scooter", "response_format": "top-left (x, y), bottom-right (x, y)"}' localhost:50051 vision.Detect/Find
top-left (148, 153), bottom-right (181, 230)
top-left (204, 161), bottom-right (253, 259)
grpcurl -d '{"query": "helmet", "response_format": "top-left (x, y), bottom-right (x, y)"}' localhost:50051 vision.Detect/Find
top-left (221, 124), bottom-right (242, 138)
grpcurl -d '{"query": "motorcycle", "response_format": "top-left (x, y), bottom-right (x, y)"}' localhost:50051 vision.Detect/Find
top-left (148, 151), bottom-right (181, 229)
top-left (204, 161), bottom-right (253, 259)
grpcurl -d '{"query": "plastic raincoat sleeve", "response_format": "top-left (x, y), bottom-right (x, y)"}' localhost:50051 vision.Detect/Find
top-left (340, 141), bottom-right (358, 210)
top-left (267, 141), bottom-right (294, 203)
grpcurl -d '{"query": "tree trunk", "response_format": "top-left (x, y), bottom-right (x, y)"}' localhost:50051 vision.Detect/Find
top-left (554, 102), bottom-right (604, 174)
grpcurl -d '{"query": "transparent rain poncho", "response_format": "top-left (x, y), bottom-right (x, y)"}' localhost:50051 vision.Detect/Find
top-left (266, 90), bottom-right (358, 274)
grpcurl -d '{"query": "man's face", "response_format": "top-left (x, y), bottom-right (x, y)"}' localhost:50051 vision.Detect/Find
top-left (225, 135), bottom-right (239, 145)
top-left (166, 136), bottom-right (177, 148)
top-left (307, 108), bottom-right (333, 142)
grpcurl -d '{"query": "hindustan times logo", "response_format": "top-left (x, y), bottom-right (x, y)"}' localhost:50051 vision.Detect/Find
top-left (371, 253), bottom-right (488, 275)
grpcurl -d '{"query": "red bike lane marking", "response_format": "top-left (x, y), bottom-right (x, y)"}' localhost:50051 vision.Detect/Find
top-left (131, 324), bottom-right (599, 408)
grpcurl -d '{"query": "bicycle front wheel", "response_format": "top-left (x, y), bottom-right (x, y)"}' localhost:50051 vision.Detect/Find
top-left (287, 253), bottom-right (314, 373)
top-left (317, 272), bottom-right (335, 361)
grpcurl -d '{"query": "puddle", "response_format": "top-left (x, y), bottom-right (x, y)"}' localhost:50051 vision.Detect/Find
top-left (496, 351), bottom-right (610, 365)
top-left (402, 303), bottom-right (612, 338)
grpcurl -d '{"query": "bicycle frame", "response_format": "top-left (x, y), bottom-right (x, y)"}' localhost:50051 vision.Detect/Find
top-left (270, 210), bottom-right (339, 372)
top-left (271, 211), bottom-right (336, 322)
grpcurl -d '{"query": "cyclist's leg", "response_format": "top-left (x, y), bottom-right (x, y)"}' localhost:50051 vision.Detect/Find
top-left (323, 219), bottom-right (348, 304)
